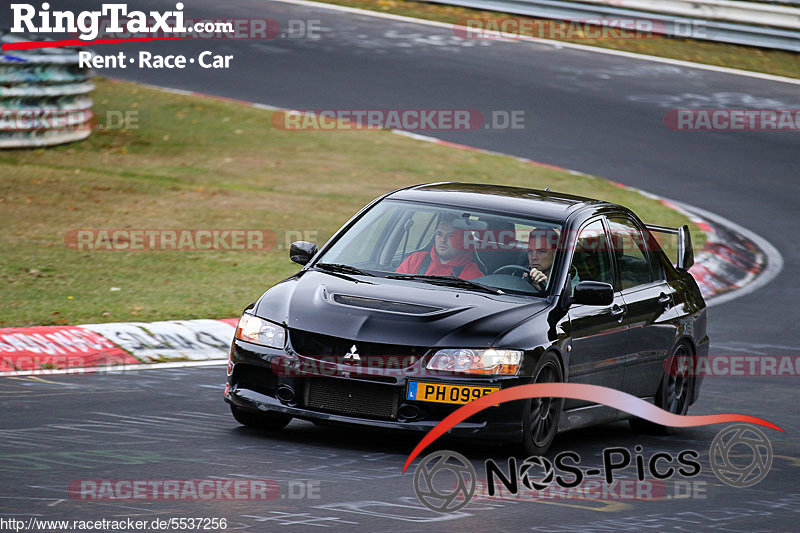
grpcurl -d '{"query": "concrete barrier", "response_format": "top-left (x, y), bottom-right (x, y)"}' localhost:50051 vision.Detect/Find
top-left (1, 31), bottom-right (94, 148)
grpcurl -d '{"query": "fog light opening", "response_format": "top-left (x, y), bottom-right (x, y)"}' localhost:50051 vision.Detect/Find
top-left (276, 384), bottom-right (297, 405)
top-left (397, 403), bottom-right (422, 421)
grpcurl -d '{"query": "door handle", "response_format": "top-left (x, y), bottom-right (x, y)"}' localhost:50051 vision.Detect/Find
top-left (611, 305), bottom-right (625, 322)
top-left (658, 293), bottom-right (671, 304)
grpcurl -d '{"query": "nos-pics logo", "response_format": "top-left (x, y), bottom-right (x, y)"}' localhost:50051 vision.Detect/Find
top-left (412, 424), bottom-right (773, 513)
top-left (413, 450), bottom-right (476, 513)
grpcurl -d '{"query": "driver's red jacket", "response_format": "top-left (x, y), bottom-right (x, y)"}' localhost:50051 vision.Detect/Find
top-left (396, 248), bottom-right (483, 280)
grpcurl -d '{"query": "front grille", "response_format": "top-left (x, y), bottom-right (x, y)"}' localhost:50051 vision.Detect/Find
top-left (289, 329), bottom-right (427, 365)
top-left (304, 377), bottom-right (397, 419)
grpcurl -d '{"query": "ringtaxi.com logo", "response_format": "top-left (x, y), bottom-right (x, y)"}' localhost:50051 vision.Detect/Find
top-left (11, 3), bottom-right (211, 41)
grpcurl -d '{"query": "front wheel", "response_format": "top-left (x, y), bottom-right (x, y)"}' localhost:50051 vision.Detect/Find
top-left (230, 405), bottom-right (292, 431)
top-left (629, 343), bottom-right (693, 434)
top-left (521, 352), bottom-right (564, 456)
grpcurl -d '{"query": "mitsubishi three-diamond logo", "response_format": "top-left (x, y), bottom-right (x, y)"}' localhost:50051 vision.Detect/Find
top-left (343, 344), bottom-right (360, 364)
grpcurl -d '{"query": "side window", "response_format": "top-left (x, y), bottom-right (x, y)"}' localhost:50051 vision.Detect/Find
top-left (388, 210), bottom-right (437, 268)
top-left (608, 217), bottom-right (655, 290)
top-left (571, 220), bottom-right (614, 287)
top-left (642, 227), bottom-right (665, 281)
top-left (334, 206), bottom-right (397, 264)
top-left (407, 210), bottom-right (438, 250)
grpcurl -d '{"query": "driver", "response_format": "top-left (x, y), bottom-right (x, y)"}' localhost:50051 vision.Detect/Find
top-left (525, 228), bottom-right (579, 291)
top-left (525, 228), bottom-right (560, 290)
top-left (396, 217), bottom-right (483, 280)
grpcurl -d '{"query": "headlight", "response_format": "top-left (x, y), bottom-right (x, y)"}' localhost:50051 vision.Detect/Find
top-left (235, 313), bottom-right (286, 349)
top-left (426, 349), bottom-right (522, 375)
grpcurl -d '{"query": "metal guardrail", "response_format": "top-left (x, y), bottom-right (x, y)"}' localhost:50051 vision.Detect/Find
top-left (0, 32), bottom-right (94, 148)
top-left (582, 0), bottom-right (800, 30)
top-left (422, 0), bottom-right (800, 51)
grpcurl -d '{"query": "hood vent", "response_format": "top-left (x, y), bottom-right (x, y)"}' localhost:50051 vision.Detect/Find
top-left (332, 294), bottom-right (443, 315)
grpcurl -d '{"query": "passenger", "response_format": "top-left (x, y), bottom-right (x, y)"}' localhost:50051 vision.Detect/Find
top-left (396, 217), bottom-right (483, 279)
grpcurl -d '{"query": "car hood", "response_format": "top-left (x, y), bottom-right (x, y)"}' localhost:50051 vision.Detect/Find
top-left (253, 270), bottom-right (550, 349)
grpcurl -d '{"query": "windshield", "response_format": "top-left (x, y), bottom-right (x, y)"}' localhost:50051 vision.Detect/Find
top-left (316, 199), bottom-right (564, 296)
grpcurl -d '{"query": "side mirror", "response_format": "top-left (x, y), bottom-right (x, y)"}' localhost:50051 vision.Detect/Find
top-left (290, 241), bottom-right (317, 265)
top-left (572, 281), bottom-right (614, 306)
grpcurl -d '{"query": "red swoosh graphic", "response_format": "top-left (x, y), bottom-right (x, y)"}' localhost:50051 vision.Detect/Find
top-left (2, 37), bottom-right (187, 51)
top-left (402, 383), bottom-right (783, 472)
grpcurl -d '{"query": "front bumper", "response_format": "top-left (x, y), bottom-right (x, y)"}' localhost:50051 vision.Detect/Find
top-left (224, 338), bottom-right (527, 442)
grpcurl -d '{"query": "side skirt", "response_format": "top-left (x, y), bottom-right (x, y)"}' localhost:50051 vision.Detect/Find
top-left (558, 397), bottom-right (655, 432)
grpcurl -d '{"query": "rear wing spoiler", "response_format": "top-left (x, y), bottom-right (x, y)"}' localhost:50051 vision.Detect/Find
top-left (644, 224), bottom-right (694, 271)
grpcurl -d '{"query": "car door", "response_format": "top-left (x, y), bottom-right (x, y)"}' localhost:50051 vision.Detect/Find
top-left (607, 215), bottom-right (676, 399)
top-left (566, 219), bottom-right (627, 411)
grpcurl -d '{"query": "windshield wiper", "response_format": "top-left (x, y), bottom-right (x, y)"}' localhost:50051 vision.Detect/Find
top-left (314, 263), bottom-right (374, 277)
top-left (386, 274), bottom-right (504, 295)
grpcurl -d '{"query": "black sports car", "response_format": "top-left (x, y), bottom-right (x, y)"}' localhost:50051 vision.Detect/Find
top-left (224, 183), bottom-right (708, 454)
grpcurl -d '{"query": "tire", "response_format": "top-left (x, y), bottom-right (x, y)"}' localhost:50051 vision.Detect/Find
top-left (230, 404), bottom-right (292, 431)
top-left (629, 343), bottom-right (693, 434)
top-left (521, 352), bottom-right (565, 456)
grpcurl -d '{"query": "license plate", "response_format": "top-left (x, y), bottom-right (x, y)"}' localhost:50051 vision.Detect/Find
top-left (406, 381), bottom-right (499, 405)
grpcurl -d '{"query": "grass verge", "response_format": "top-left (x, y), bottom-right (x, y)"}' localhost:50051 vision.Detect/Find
top-left (1, 78), bottom-right (702, 326)
top-left (311, 0), bottom-right (799, 79)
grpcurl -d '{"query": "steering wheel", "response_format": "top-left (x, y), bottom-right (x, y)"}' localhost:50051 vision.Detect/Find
top-left (493, 264), bottom-right (530, 277)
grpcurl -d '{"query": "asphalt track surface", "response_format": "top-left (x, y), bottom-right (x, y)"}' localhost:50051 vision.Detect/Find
top-left (2, 1), bottom-right (800, 531)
